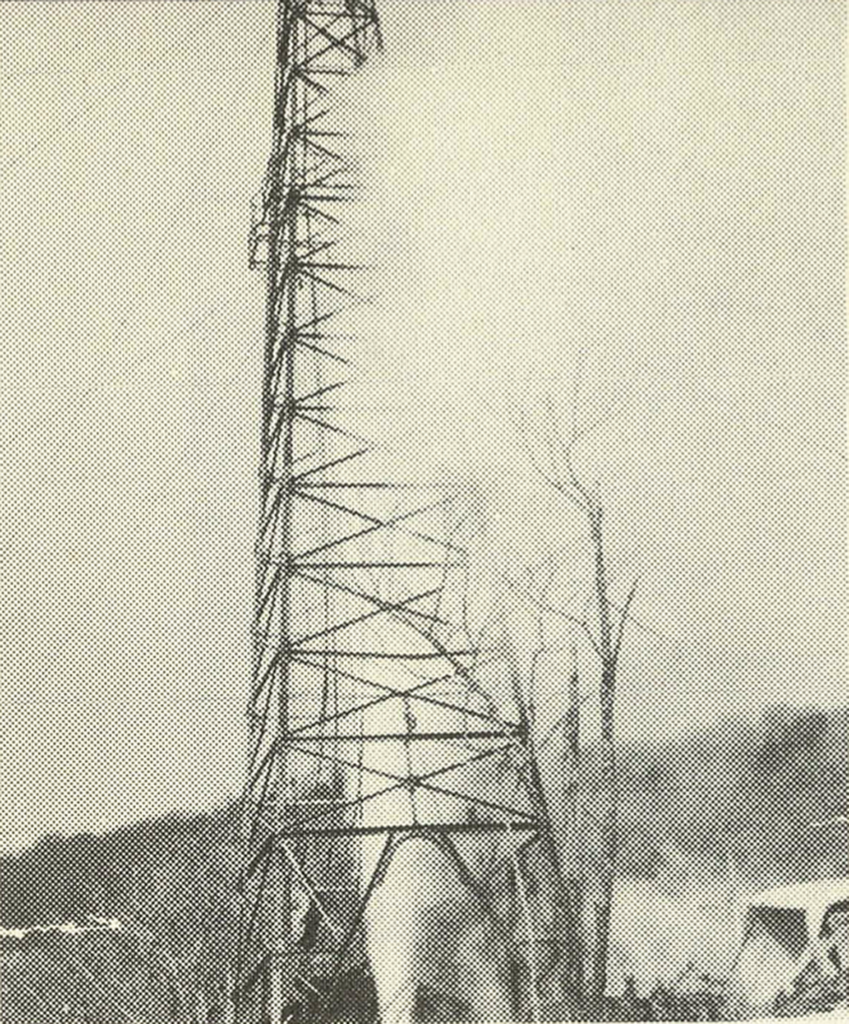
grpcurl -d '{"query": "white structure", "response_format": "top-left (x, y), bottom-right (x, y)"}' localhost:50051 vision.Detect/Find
top-left (725, 877), bottom-right (849, 1017)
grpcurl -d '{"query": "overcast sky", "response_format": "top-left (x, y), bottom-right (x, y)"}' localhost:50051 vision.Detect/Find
top-left (1, 1), bottom-right (845, 851)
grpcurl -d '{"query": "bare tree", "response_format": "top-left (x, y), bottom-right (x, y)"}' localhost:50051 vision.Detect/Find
top-left (510, 385), bottom-right (638, 1018)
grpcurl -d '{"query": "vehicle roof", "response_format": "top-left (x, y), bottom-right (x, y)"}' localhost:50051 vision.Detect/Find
top-left (747, 878), bottom-right (849, 913)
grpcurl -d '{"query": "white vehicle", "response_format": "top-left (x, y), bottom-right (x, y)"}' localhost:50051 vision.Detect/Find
top-left (724, 877), bottom-right (849, 1018)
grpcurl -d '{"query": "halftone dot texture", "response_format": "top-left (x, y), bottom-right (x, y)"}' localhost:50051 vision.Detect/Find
top-left (1, 1), bottom-right (846, 1022)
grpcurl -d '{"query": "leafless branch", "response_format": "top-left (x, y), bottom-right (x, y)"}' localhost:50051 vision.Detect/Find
top-left (500, 571), bottom-right (602, 659)
top-left (612, 577), bottom-right (639, 664)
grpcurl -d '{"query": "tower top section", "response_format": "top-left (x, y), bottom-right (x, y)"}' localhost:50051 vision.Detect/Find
top-left (249, 0), bottom-right (382, 269)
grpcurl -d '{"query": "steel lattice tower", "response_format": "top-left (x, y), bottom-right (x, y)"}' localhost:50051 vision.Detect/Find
top-left (235, 4), bottom-right (556, 1022)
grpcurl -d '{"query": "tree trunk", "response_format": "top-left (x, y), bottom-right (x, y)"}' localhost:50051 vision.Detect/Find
top-left (563, 657), bottom-right (587, 1016)
top-left (588, 504), bottom-right (618, 1017)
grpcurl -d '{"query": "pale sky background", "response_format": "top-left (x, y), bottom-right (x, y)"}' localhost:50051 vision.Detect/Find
top-left (0, 1), bottom-right (845, 851)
